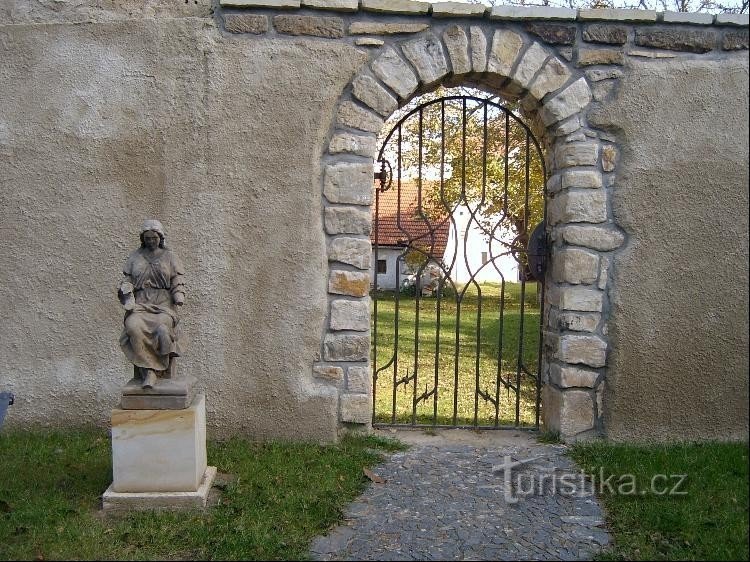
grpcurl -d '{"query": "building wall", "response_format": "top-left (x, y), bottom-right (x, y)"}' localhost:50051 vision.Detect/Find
top-left (0, 0), bottom-right (747, 441)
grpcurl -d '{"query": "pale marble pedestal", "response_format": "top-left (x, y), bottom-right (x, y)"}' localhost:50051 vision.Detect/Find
top-left (103, 393), bottom-right (216, 511)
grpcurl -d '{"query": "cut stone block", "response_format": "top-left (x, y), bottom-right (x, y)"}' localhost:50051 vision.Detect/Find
top-left (488, 29), bottom-right (524, 77)
top-left (542, 386), bottom-right (595, 436)
top-left (512, 42), bottom-right (550, 89)
top-left (329, 269), bottom-right (371, 297)
top-left (549, 363), bottom-right (599, 388)
top-left (324, 333), bottom-right (370, 361)
top-left (324, 162), bottom-right (373, 205)
top-left (557, 334), bottom-right (607, 367)
top-left (224, 14), bottom-right (269, 34)
top-left (301, 0), bottom-right (359, 11)
top-left (443, 25), bottom-right (471, 76)
top-left (432, 2), bottom-right (486, 17)
top-left (103, 467), bottom-right (217, 512)
top-left (470, 27), bottom-right (488, 73)
top-left (324, 206), bottom-right (372, 235)
top-left (336, 101), bottom-right (385, 134)
top-left (352, 74), bottom-right (398, 117)
top-left (552, 248), bottom-right (599, 284)
top-left (559, 286), bottom-right (604, 312)
top-left (371, 47), bottom-right (419, 99)
top-left (329, 132), bottom-right (377, 158)
top-left (490, 5), bottom-right (576, 20)
top-left (328, 237), bottom-right (372, 269)
top-left (347, 365), bottom-right (371, 393)
top-left (540, 77), bottom-right (591, 126)
top-left (349, 22), bottom-right (430, 34)
top-left (360, 0), bottom-right (430, 14)
top-left (529, 56), bottom-right (571, 101)
top-left (547, 189), bottom-right (607, 225)
top-left (330, 298), bottom-right (371, 331)
top-left (221, 0), bottom-right (300, 6)
top-left (402, 34), bottom-right (449, 85)
top-left (111, 394), bottom-right (208, 493)
top-left (273, 15), bottom-right (345, 38)
top-left (578, 8), bottom-right (657, 22)
top-left (340, 393), bottom-right (372, 424)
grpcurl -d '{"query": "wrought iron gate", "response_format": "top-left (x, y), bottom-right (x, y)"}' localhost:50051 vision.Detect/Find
top-left (371, 95), bottom-right (547, 429)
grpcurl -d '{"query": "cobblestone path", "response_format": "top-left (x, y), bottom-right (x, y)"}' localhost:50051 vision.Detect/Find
top-left (311, 429), bottom-right (610, 561)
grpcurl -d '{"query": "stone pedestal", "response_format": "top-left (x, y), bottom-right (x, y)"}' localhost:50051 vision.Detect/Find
top-left (103, 393), bottom-right (216, 511)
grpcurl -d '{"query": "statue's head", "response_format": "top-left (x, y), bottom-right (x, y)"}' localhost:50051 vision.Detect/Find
top-left (139, 219), bottom-right (166, 249)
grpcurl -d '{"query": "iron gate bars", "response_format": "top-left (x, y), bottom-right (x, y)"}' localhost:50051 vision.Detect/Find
top-left (371, 95), bottom-right (547, 429)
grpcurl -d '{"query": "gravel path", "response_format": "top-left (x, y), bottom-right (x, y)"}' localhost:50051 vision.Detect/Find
top-left (310, 429), bottom-right (610, 561)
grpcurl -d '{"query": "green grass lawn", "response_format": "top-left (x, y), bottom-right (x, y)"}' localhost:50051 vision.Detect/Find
top-left (0, 429), bottom-right (404, 561)
top-left (372, 281), bottom-right (542, 427)
top-left (569, 441), bottom-right (750, 561)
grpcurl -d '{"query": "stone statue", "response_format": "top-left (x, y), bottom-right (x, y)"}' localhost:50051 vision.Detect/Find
top-left (118, 220), bottom-right (194, 408)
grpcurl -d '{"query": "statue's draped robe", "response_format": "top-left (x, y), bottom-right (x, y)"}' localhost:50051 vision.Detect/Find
top-left (120, 248), bottom-right (185, 371)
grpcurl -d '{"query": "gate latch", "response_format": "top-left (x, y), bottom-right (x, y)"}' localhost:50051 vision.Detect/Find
top-left (526, 222), bottom-right (548, 282)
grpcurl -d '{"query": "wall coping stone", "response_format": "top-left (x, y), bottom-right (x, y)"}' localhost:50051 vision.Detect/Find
top-left (432, 2), bottom-right (487, 18)
top-left (716, 13), bottom-right (750, 25)
top-left (221, 0), bottom-right (748, 27)
top-left (578, 8), bottom-right (657, 22)
top-left (490, 5), bottom-right (577, 21)
top-left (361, 0), bottom-right (430, 15)
top-left (661, 10), bottom-right (714, 25)
top-left (302, 0), bottom-right (359, 11)
top-left (221, 0), bottom-right (300, 8)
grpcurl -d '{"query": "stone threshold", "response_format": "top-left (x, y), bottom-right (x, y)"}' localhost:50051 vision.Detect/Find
top-left (219, 0), bottom-right (749, 27)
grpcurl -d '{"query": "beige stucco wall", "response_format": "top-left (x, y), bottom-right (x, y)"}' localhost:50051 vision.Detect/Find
top-left (0, 13), bottom-right (367, 439)
top-left (590, 56), bottom-right (750, 441)
top-left (1, 4), bottom-right (748, 442)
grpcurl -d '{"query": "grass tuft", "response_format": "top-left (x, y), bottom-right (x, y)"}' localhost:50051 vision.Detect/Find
top-left (569, 440), bottom-right (749, 561)
top-left (0, 429), bottom-right (402, 561)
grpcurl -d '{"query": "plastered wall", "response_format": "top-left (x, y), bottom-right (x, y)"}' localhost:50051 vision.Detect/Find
top-left (0, 0), bottom-right (747, 442)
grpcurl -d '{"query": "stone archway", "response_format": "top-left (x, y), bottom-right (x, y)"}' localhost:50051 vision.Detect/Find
top-left (313, 25), bottom-right (625, 441)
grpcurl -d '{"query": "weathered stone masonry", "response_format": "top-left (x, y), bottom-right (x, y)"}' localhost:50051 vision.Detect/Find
top-left (219, 0), bottom-right (747, 439)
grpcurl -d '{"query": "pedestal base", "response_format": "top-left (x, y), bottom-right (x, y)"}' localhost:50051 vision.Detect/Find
top-left (102, 466), bottom-right (217, 512)
top-left (111, 393), bottom-right (207, 493)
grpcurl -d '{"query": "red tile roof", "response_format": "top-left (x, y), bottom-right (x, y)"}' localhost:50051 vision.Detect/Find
top-left (371, 180), bottom-right (450, 260)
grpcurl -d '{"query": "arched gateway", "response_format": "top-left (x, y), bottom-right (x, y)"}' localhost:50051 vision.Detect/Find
top-left (316, 23), bottom-right (623, 440)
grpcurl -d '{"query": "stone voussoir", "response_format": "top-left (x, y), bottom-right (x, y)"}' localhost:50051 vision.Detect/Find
top-left (512, 42), bottom-right (551, 89)
top-left (336, 101), bottom-right (385, 134)
top-left (352, 74), bottom-right (398, 117)
top-left (529, 56), bottom-right (571, 101)
top-left (371, 47), bottom-right (419, 99)
top-left (328, 237), bottom-right (372, 270)
top-left (487, 29), bottom-right (524, 77)
top-left (443, 25), bottom-right (471, 76)
top-left (470, 27), bottom-right (488, 72)
top-left (540, 77), bottom-right (591, 126)
top-left (273, 14), bottom-right (345, 38)
top-left (329, 269), bottom-right (370, 297)
top-left (401, 34), bottom-right (449, 85)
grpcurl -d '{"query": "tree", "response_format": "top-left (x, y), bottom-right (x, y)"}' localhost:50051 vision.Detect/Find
top-left (377, 86), bottom-right (545, 270)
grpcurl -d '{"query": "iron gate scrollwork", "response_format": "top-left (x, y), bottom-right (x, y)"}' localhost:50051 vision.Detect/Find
top-left (371, 95), bottom-right (547, 429)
